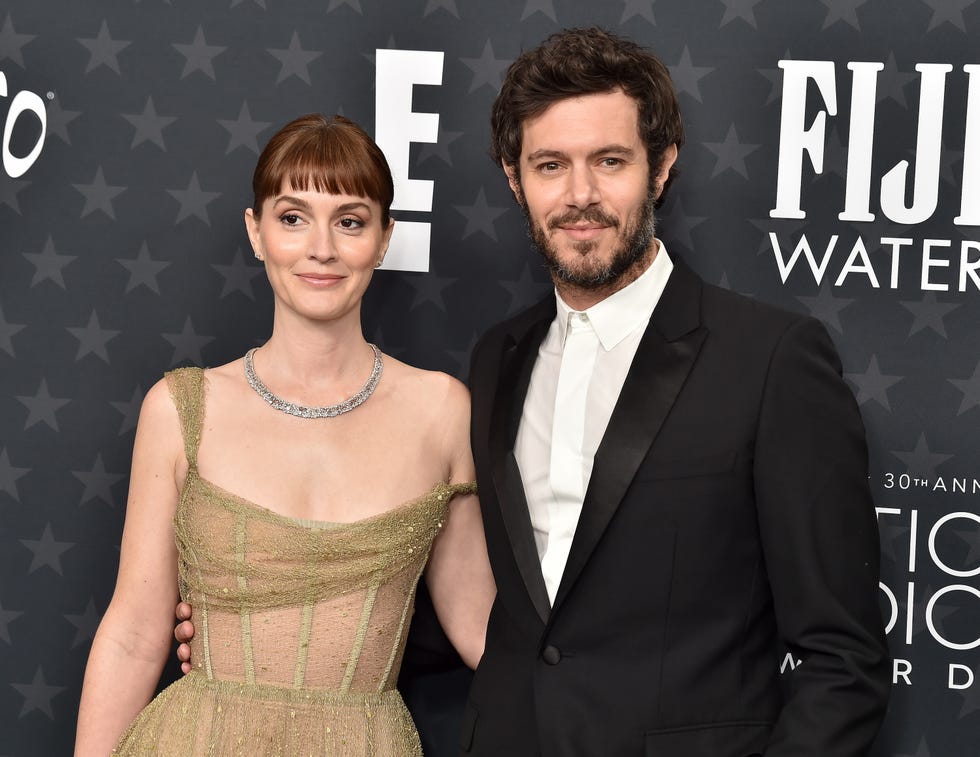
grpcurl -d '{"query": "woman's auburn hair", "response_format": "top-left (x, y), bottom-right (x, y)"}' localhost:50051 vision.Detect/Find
top-left (252, 114), bottom-right (394, 225)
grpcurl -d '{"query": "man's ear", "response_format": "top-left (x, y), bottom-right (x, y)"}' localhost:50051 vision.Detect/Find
top-left (502, 161), bottom-right (521, 198)
top-left (503, 162), bottom-right (529, 209)
top-left (653, 144), bottom-right (679, 200)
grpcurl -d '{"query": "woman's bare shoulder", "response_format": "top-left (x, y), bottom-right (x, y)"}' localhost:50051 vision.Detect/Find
top-left (384, 355), bottom-right (470, 410)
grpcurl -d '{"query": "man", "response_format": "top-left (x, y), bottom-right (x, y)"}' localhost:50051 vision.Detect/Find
top-left (459, 27), bottom-right (889, 756)
top-left (178, 27), bottom-right (890, 756)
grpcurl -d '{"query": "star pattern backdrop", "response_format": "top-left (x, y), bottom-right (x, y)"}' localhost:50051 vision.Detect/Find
top-left (1, 0), bottom-right (978, 754)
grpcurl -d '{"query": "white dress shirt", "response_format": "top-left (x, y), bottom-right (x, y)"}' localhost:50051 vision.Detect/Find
top-left (514, 244), bottom-right (674, 604)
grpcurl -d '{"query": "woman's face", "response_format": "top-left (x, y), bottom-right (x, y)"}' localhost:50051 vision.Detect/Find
top-left (245, 184), bottom-right (394, 326)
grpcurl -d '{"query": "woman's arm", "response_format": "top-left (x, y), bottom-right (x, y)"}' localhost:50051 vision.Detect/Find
top-left (75, 378), bottom-right (184, 755)
top-left (424, 378), bottom-right (496, 670)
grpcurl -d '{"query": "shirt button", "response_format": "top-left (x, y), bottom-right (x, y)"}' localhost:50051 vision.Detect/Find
top-left (541, 645), bottom-right (561, 665)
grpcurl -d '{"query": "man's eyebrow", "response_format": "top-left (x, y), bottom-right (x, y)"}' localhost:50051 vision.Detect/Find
top-left (524, 145), bottom-right (637, 162)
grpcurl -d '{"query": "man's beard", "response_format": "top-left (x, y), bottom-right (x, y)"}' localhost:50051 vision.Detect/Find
top-left (518, 188), bottom-right (657, 290)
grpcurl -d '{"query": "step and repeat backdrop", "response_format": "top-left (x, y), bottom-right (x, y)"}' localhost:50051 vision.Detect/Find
top-left (1, 0), bottom-right (978, 754)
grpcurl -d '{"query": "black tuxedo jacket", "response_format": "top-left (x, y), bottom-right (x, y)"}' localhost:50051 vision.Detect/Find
top-left (462, 263), bottom-right (890, 756)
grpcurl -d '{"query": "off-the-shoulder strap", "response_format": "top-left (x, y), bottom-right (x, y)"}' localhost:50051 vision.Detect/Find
top-left (164, 367), bottom-right (206, 468)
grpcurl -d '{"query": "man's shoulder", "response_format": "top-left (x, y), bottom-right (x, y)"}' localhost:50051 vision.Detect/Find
top-left (697, 272), bottom-right (812, 337)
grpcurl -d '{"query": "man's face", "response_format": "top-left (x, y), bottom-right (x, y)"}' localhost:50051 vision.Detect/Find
top-left (506, 90), bottom-right (676, 292)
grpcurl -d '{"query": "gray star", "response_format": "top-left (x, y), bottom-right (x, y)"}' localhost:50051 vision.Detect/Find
top-left (703, 124), bottom-right (761, 179)
top-left (461, 41), bottom-right (511, 94)
top-left (0, 447), bottom-right (30, 501)
top-left (877, 53), bottom-right (918, 109)
top-left (620, 0), bottom-right (656, 24)
top-left (17, 379), bottom-right (71, 431)
top-left (424, 0), bottom-right (460, 17)
top-left (20, 523), bottom-right (74, 576)
top-left (167, 172), bottom-right (221, 226)
top-left (949, 360), bottom-right (980, 415)
top-left (720, 0), bottom-right (763, 28)
top-left (23, 236), bottom-right (76, 288)
top-left (844, 354), bottom-right (902, 410)
top-left (661, 196), bottom-right (708, 252)
top-left (891, 433), bottom-right (953, 480)
top-left (954, 526), bottom-right (980, 568)
top-left (110, 384), bottom-right (144, 435)
top-left (757, 51), bottom-right (792, 107)
top-left (408, 273), bottom-right (456, 313)
top-left (66, 598), bottom-right (102, 648)
top-left (73, 165), bottom-right (126, 219)
top-left (67, 311), bottom-right (120, 362)
top-left (418, 125), bottom-right (464, 166)
top-left (923, 0), bottom-right (973, 32)
top-left (268, 31), bottom-right (322, 85)
top-left (0, 599), bottom-right (24, 644)
top-left (669, 46), bottom-right (713, 102)
top-left (0, 177), bottom-right (29, 213)
top-left (820, 0), bottom-right (869, 31)
top-left (212, 247), bottom-right (265, 299)
top-left (877, 520), bottom-right (910, 563)
top-left (453, 187), bottom-right (509, 241)
top-left (522, 0), bottom-right (557, 21)
top-left (118, 241), bottom-right (170, 294)
top-left (163, 316), bottom-right (215, 365)
top-left (73, 453), bottom-right (126, 506)
top-left (0, 14), bottom-right (36, 67)
top-left (795, 286), bottom-right (855, 333)
top-left (751, 217), bottom-right (808, 256)
top-left (173, 26), bottom-right (226, 80)
top-left (934, 142), bottom-right (963, 188)
top-left (901, 292), bottom-right (961, 338)
top-left (121, 96), bottom-right (176, 149)
top-left (502, 263), bottom-right (551, 315)
top-left (218, 101), bottom-right (272, 155)
top-left (0, 305), bottom-right (26, 356)
top-left (11, 667), bottom-right (68, 720)
top-left (77, 19), bottom-right (130, 75)
top-left (43, 96), bottom-right (82, 145)
top-left (907, 582), bottom-right (958, 641)
top-left (327, 0), bottom-right (362, 11)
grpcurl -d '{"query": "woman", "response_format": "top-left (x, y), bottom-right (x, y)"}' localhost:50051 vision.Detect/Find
top-left (75, 114), bottom-right (495, 755)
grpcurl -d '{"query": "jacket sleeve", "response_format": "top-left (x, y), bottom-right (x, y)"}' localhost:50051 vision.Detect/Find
top-left (753, 317), bottom-right (891, 756)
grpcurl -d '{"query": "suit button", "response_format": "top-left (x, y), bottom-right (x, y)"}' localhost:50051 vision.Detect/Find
top-left (541, 645), bottom-right (561, 665)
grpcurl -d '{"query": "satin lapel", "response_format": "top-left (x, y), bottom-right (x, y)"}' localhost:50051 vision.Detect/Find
top-left (551, 264), bottom-right (708, 615)
top-left (489, 302), bottom-right (554, 624)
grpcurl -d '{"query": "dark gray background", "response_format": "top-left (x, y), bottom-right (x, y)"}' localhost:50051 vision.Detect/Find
top-left (1, 0), bottom-right (978, 754)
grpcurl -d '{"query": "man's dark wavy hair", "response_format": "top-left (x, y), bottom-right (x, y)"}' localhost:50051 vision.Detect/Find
top-left (490, 27), bottom-right (685, 207)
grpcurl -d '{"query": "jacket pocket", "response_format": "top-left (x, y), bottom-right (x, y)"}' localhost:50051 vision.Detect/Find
top-left (644, 721), bottom-right (771, 757)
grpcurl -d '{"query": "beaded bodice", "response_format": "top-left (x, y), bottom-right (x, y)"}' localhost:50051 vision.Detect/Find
top-left (166, 367), bottom-right (474, 694)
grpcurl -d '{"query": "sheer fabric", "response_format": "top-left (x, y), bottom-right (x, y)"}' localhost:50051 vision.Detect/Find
top-left (113, 368), bottom-right (474, 755)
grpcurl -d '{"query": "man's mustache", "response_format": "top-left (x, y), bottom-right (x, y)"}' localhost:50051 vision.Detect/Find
top-left (547, 208), bottom-right (619, 230)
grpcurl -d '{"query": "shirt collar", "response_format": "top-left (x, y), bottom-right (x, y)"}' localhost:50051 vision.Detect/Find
top-left (555, 241), bottom-right (674, 351)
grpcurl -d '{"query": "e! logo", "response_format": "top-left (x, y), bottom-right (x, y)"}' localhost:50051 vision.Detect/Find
top-left (0, 70), bottom-right (47, 179)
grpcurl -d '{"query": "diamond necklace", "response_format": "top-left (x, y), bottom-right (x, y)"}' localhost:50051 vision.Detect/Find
top-left (243, 345), bottom-right (383, 419)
